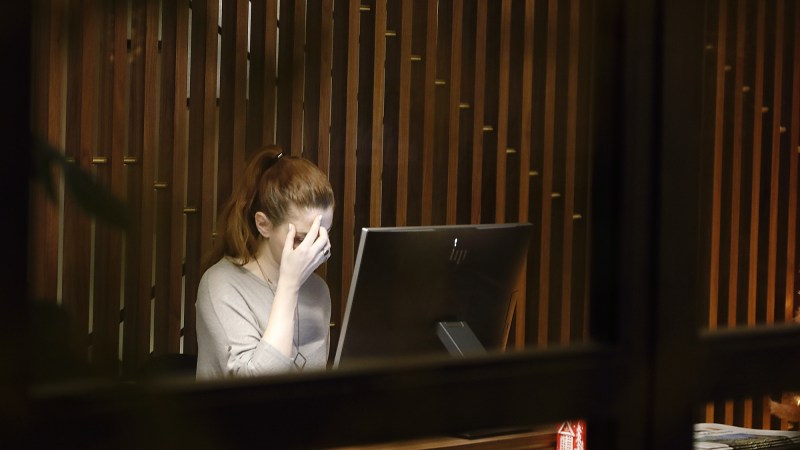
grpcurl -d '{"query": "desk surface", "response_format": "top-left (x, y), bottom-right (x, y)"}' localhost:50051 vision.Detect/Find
top-left (330, 425), bottom-right (558, 450)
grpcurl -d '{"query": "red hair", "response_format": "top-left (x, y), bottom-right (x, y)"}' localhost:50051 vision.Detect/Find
top-left (203, 146), bottom-right (334, 271)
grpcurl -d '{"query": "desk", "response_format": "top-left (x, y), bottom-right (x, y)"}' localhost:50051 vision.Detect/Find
top-left (331, 425), bottom-right (558, 449)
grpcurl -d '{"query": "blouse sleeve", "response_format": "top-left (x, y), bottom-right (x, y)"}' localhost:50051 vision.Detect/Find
top-left (196, 271), bottom-right (296, 378)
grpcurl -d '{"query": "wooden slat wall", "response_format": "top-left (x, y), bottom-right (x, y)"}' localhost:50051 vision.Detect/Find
top-left (702, 0), bottom-right (800, 430)
top-left (30, 0), bottom-right (595, 376)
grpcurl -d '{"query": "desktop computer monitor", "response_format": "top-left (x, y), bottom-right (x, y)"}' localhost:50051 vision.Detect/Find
top-left (333, 223), bottom-right (532, 368)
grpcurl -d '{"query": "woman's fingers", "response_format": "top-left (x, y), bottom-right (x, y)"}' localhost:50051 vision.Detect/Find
top-left (283, 223), bottom-right (297, 255)
top-left (318, 226), bottom-right (331, 259)
top-left (297, 215), bottom-right (322, 249)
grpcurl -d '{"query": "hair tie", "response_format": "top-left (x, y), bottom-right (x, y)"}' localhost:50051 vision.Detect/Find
top-left (262, 151), bottom-right (284, 174)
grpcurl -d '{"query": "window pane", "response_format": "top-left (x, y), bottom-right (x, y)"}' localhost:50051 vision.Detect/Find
top-left (698, 0), bottom-right (800, 332)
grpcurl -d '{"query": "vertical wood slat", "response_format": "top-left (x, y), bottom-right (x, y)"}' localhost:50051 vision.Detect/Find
top-left (747, 0), bottom-right (766, 329)
top-left (380, 0), bottom-right (401, 227)
top-left (123, 0), bottom-right (145, 372)
top-left (370, 0), bottom-right (387, 227)
top-left (304, 0), bottom-right (323, 165)
top-left (185, 0), bottom-right (221, 355)
top-left (63, 0), bottom-right (98, 360)
top-left (291, 0), bottom-right (307, 156)
top-left (764, 0), bottom-right (787, 429)
top-left (30, 0), bottom-right (65, 305)
top-left (317, 0), bottom-right (334, 173)
top-left (515, 0), bottom-right (536, 348)
top-left (91, 0), bottom-right (127, 373)
top-left (355, 0), bottom-right (375, 238)
top-left (121, 0), bottom-right (161, 368)
top-left (431, 0), bottom-right (451, 226)
top-left (538, 0), bottom-right (559, 346)
top-left (749, 0), bottom-right (768, 428)
top-left (137, 0), bottom-right (161, 360)
top-left (728, 0), bottom-right (750, 426)
top-left (153, 0), bottom-right (190, 355)
top-left (787, 0), bottom-right (800, 326)
top-left (470, 0), bottom-right (487, 225)
top-left (277, 0), bottom-right (296, 152)
top-left (250, 0), bottom-right (279, 149)
top-left (709, 0), bottom-right (729, 337)
top-left (317, 0), bottom-right (333, 173)
top-left (420, 0), bottom-right (438, 225)
top-left (170, 0), bottom-right (190, 354)
top-left (560, 0), bottom-right (581, 346)
top-left (395, 0), bottom-right (413, 226)
top-left (325, 0), bottom-right (348, 330)
top-left (445, 0), bottom-right (463, 225)
top-left (766, 0), bottom-right (785, 328)
top-left (708, 0), bottom-right (727, 339)
top-left (246, 0), bottom-right (277, 155)
top-left (727, 0), bottom-right (746, 334)
top-left (518, 0), bottom-right (534, 226)
top-left (217, 0), bottom-right (248, 212)
top-left (341, 0), bottom-right (361, 319)
top-left (154, 0), bottom-right (179, 356)
top-left (494, 0), bottom-right (511, 224)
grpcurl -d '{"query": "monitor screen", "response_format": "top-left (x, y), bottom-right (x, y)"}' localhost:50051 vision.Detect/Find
top-left (333, 223), bottom-right (532, 368)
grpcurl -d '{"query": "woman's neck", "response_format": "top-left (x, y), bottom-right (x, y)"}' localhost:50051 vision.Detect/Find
top-left (251, 243), bottom-right (280, 284)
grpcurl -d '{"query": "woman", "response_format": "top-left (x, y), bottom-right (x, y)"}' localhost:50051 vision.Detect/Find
top-left (195, 146), bottom-right (334, 379)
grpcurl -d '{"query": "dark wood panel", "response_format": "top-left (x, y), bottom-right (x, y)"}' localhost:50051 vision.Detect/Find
top-left (788, 0), bottom-right (800, 328)
top-left (470, 0), bottom-right (487, 224)
top-left (217, 0), bottom-right (248, 211)
top-left (154, 0), bottom-right (190, 355)
top-left (746, 0), bottom-right (766, 331)
top-left (380, 0), bottom-right (401, 227)
top-left (446, 0), bottom-right (463, 225)
top-left (370, 0), bottom-right (387, 227)
top-left (170, 0), bottom-right (190, 355)
top-left (304, 0), bottom-right (323, 163)
top-left (276, 0), bottom-right (296, 152)
top-left (708, 0), bottom-right (728, 334)
top-left (185, 0), bottom-right (221, 356)
top-left (726, 0), bottom-right (746, 333)
top-left (395, 0), bottom-right (413, 226)
top-left (420, 0), bottom-right (438, 225)
top-left (514, 0), bottom-right (536, 348)
top-left (494, 0), bottom-right (511, 224)
top-left (537, 0), bottom-right (559, 346)
top-left (91, 0), bottom-right (127, 374)
top-left (291, 0), bottom-right (307, 156)
top-left (317, 0), bottom-right (334, 174)
top-left (341, 0), bottom-right (361, 319)
top-left (136, 0), bottom-right (160, 364)
top-left (29, 0), bottom-right (65, 305)
top-left (560, 0), bottom-right (581, 346)
top-left (62, 0), bottom-right (98, 362)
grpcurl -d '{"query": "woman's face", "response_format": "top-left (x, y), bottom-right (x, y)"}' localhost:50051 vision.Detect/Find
top-left (263, 205), bottom-right (334, 265)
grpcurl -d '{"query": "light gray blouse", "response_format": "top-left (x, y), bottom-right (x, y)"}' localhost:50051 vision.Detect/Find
top-left (195, 258), bottom-right (331, 379)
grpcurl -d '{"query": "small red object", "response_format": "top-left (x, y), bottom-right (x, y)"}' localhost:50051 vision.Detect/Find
top-left (556, 420), bottom-right (586, 450)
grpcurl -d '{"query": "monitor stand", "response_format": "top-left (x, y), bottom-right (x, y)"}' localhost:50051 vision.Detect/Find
top-left (436, 321), bottom-right (534, 440)
top-left (436, 321), bottom-right (485, 356)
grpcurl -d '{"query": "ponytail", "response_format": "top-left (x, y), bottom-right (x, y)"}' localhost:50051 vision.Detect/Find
top-left (202, 146), bottom-right (334, 273)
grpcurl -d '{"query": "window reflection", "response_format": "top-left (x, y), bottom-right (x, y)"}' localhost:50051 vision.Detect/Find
top-left (29, 0), bottom-right (601, 383)
top-left (698, 0), bottom-right (800, 332)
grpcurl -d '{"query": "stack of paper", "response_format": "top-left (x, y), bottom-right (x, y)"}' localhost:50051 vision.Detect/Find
top-left (694, 423), bottom-right (800, 449)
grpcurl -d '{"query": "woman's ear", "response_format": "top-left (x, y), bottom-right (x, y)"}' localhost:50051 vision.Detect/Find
top-left (254, 212), bottom-right (272, 238)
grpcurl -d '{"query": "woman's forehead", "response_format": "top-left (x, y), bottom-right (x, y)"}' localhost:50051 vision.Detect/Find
top-left (286, 205), bottom-right (333, 230)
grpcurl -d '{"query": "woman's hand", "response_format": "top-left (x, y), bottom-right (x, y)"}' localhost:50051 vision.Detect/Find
top-left (277, 215), bottom-right (331, 290)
